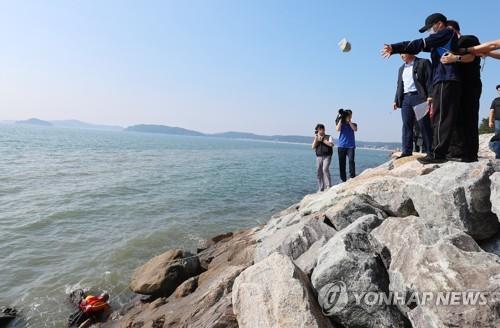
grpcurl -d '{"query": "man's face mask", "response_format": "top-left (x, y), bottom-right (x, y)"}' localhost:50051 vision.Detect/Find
top-left (427, 23), bottom-right (439, 35)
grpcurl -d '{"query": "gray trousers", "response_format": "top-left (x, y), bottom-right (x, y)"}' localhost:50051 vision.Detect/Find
top-left (316, 155), bottom-right (332, 192)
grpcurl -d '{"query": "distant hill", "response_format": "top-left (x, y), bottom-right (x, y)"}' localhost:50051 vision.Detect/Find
top-left (126, 124), bottom-right (205, 136)
top-left (50, 120), bottom-right (123, 131)
top-left (16, 118), bottom-right (52, 126)
top-left (213, 132), bottom-right (310, 144)
top-left (212, 131), bottom-right (270, 141)
top-left (126, 124), bottom-right (399, 150)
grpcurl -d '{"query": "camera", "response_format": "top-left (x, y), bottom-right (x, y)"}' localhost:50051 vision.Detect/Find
top-left (315, 123), bottom-right (325, 136)
top-left (336, 109), bottom-right (352, 124)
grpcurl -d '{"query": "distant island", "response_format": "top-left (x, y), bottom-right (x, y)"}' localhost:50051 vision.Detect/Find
top-left (50, 120), bottom-right (123, 131)
top-left (126, 124), bottom-right (399, 150)
top-left (16, 118), bottom-right (53, 126)
top-left (7, 119), bottom-right (398, 150)
top-left (126, 124), bottom-right (204, 136)
top-left (13, 118), bottom-right (122, 131)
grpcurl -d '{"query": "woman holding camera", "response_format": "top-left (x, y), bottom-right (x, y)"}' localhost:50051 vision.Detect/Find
top-left (312, 123), bottom-right (334, 192)
top-left (336, 109), bottom-right (357, 182)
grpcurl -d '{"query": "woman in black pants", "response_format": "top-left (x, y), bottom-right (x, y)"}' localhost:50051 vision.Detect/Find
top-left (335, 109), bottom-right (358, 182)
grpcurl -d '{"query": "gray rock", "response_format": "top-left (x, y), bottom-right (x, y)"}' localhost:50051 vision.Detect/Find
top-left (405, 160), bottom-right (500, 240)
top-left (130, 249), bottom-right (201, 297)
top-left (232, 252), bottom-right (334, 328)
top-left (324, 194), bottom-right (387, 230)
top-left (311, 215), bottom-right (411, 328)
top-left (491, 172), bottom-right (500, 222)
top-left (294, 236), bottom-right (329, 277)
top-left (479, 133), bottom-right (496, 159)
top-left (298, 187), bottom-right (342, 216)
top-left (255, 213), bottom-right (336, 262)
top-left (372, 216), bottom-right (500, 328)
top-left (349, 176), bottom-right (417, 217)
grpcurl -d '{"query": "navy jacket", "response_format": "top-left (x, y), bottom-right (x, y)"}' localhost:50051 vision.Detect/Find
top-left (391, 28), bottom-right (460, 85)
top-left (394, 57), bottom-right (433, 108)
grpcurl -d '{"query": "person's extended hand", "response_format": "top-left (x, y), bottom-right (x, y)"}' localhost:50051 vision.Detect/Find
top-left (392, 103), bottom-right (398, 111)
top-left (381, 44), bottom-right (392, 58)
top-left (440, 52), bottom-right (456, 64)
top-left (490, 121), bottom-right (495, 129)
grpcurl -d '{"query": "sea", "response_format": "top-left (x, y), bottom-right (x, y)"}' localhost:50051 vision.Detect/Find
top-left (0, 124), bottom-right (390, 327)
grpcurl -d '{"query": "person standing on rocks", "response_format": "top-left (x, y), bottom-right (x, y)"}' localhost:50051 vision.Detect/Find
top-left (393, 53), bottom-right (434, 158)
top-left (382, 13), bottom-right (461, 164)
top-left (440, 20), bottom-right (482, 162)
top-left (312, 123), bottom-right (334, 192)
top-left (336, 109), bottom-right (357, 182)
top-left (489, 85), bottom-right (500, 135)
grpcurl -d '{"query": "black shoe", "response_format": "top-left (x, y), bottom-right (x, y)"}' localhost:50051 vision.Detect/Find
top-left (396, 153), bottom-right (412, 160)
top-left (417, 154), bottom-right (447, 164)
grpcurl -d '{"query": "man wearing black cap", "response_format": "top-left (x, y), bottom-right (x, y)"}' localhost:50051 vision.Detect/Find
top-left (440, 20), bottom-right (482, 162)
top-left (381, 13), bottom-right (461, 164)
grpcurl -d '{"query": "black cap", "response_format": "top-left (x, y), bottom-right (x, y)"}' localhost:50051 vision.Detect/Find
top-left (447, 20), bottom-right (460, 33)
top-left (419, 13), bottom-right (447, 33)
top-left (497, 85), bottom-right (500, 90)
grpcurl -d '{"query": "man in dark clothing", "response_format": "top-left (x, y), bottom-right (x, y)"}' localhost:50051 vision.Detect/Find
top-left (490, 85), bottom-right (500, 135)
top-left (441, 20), bottom-right (482, 162)
top-left (393, 54), bottom-right (433, 157)
top-left (382, 13), bottom-right (461, 164)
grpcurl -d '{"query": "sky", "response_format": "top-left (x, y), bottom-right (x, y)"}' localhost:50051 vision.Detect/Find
top-left (0, 0), bottom-right (499, 142)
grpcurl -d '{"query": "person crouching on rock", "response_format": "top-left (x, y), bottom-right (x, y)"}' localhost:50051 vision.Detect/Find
top-left (336, 109), bottom-right (358, 182)
top-left (312, 123), bottom-right (334, 192)
top-left (68, 289), bottom-right (111, 328)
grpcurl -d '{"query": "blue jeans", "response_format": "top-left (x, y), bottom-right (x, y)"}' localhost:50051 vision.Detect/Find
top-left (338, 147), bottom-right (355, 182)
top-left (401, 94), bottom-right (433, 155)
top-left (495, 120), bottom-right (500, 135)
top-left (490, 140), bottom-right (500, 159)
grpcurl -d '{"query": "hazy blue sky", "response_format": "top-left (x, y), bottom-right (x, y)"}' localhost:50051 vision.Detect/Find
top-left (1, 0), bottom-right (499, 141)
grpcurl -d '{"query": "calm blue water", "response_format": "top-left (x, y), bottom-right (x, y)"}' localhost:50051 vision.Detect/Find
top-left (0, 124), bottom-right (390, 327)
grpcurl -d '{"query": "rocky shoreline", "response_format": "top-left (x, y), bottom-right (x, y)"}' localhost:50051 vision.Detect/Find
top-left (102, 134), bottom-right (500, 328)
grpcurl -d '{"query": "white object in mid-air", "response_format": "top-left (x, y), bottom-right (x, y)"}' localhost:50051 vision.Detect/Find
top-left (338, 38), bottom-right (351, 52)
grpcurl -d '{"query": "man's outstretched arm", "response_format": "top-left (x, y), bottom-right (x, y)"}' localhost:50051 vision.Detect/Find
top-left (469, 39), bottom-right (500, 54)
top-left (382, 29), bottom-right (455, 58)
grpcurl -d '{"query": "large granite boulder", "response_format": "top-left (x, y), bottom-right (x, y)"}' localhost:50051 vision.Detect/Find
top-left (232, 252), bottom-right (334, 328)
top-left (372, 216), bottom-right (500, 328)
top-left (405, 161), bottom-right (499, 240)
top-left (347, 176), bottom-right (417, 217)
top-left (311, 215), bottom-right (411, 328)
top-left (324, 194), bottom-right (387, 230)
top-left (130, 249), bottom-right (201, 297)
top-left (254, 212), bottom-right (336, 262)
top-left (294, 236), bottom-right (329, 277)
top-left (298, 187), bottom-right (342, 216)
